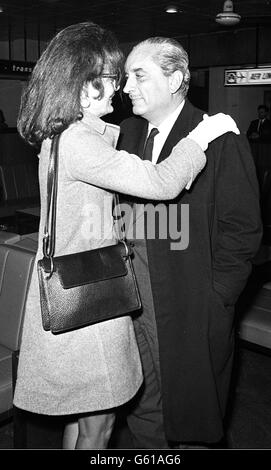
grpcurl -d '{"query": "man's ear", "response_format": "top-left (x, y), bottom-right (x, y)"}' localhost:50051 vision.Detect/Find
top-left (169, 70), bottom-right (183, 94)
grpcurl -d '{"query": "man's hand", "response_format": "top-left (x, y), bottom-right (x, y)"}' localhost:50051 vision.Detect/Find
top-left (250, 131), bottom-right (259, 139)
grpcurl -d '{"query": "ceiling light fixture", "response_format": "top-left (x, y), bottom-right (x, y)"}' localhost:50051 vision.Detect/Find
top-left (166, 5), bottom-right (178, 14)
top-left (216, 0), bottom-right (241, 26)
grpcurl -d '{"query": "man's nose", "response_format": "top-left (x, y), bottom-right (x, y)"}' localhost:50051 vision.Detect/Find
top-left (123, 75), bottom-right (134, 94)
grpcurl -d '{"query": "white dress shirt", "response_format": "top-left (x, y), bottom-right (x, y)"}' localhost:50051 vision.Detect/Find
top-left (147, 100), bottom-right (185, 164)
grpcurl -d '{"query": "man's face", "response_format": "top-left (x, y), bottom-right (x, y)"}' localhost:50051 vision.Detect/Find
top-left (124, 45), bottom-right (174, 126)
top-left (258, 107), bottom-right (267, 120)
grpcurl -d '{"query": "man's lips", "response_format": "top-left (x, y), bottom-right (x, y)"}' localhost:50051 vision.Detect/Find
top-left (130, 96), bottom-right (143, 102)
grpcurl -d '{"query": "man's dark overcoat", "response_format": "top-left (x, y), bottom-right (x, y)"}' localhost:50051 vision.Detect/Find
top-left (118, 100), bottom-right (262, 442)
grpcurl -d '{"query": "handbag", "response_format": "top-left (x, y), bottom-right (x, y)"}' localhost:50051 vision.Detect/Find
top-left (37, 134), bottom-right (141, 334)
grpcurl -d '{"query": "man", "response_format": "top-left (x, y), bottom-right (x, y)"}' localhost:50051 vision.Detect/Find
top-left (117, 37), bottom-right (262, 448)
top-left (247, 104), bottom-right (271, 143)
top-left (0, 109), bottom-right (8, 130)
top-left (246, 105), bottom-right (271, 188)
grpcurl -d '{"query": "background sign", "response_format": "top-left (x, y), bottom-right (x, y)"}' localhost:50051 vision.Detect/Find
top-left (0, 60), bottom-right (34, 76)
top-left (225, 68), bottom-right (271, 86)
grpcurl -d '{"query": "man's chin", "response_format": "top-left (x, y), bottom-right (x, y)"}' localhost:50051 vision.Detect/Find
top-left (132, 105), bottom-right (145, 116)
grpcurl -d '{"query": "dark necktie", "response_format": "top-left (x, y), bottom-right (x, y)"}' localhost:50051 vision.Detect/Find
top-left (143, 128), bottom-right (159, 161)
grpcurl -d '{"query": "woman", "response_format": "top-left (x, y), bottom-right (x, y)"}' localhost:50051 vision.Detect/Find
top-left (13, 21), bottom-right (238, 449)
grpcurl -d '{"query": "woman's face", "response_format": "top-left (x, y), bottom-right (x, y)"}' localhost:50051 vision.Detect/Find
top-left (82, 76), bottom-right (119, 117)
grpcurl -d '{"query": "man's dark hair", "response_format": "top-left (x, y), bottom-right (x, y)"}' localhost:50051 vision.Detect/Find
top-left (258, 104), bottom-right (269, 113)
top-left (134, 37), bottom-right (190, 98)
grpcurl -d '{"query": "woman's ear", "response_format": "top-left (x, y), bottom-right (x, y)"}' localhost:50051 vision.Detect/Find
top-left (81, 82), bottom-right (100, 108)
top-left (80, 85), bottom-right (91, 109)
top-left (169, 70), bottom-right (184, 94)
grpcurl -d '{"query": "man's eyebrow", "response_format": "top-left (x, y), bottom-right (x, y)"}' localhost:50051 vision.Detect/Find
top-left (127, 67), bottom-right (146, 74)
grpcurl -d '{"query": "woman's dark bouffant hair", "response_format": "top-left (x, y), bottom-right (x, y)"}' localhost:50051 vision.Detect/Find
top-left (18, 22), bottom-right (124, 144)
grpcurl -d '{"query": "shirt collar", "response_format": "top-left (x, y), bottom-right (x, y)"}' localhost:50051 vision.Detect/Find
top-left (148, 100), bottom-right (185, 135)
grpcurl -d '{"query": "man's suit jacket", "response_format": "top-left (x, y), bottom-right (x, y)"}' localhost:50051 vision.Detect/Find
top-left (118, 100), bottom-right (262, 443)
top-left (247, 118), bottom-right (271, 142)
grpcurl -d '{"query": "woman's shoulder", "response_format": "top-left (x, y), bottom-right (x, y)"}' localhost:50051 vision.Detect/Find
top-left (63, 119), bottom-right (93, 138)
top-left (60, 120), bottom-right (100, 153)
top-left (62, 119), bottom-right (118, 151)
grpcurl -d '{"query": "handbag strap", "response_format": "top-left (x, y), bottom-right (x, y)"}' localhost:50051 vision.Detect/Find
top-left (42, 134), bottom-right (60, 258)
top-left (113, 192), bottom-right (126, 243)
top-left (42, 134), bottom-right (128, 259)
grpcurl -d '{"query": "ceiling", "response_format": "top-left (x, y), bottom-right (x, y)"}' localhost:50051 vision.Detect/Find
top-left (0, 0), bottom-right (271, 44)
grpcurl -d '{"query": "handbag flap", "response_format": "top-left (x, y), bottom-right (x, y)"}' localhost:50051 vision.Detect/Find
top-left (40, 243), bottom-right (128, 288)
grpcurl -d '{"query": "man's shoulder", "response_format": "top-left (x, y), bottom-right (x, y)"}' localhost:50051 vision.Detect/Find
top-left (184, 100), bottom-right (205, 127)
top-left (208, 128), bottom-right (251, 159)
